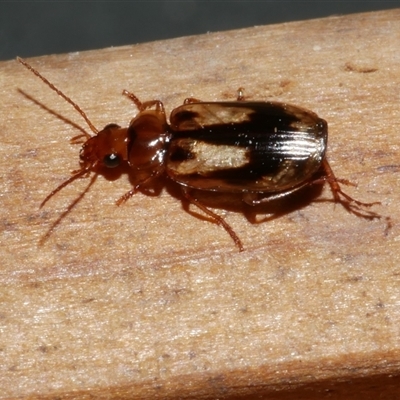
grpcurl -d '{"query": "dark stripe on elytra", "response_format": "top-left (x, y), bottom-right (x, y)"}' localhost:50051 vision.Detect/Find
top-left (170, 105), bottom-right (321, 147)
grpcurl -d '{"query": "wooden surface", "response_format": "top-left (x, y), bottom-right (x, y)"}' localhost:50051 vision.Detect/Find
top-left (1, 9), bottom-right (400, 400)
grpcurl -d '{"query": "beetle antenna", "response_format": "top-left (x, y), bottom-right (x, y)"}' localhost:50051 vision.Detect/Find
top-left (17, 57), bottom-right (98, 136)
top-left (40, 168), bottom-right (93, 208)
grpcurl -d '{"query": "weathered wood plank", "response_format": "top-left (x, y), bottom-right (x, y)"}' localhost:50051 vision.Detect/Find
top-left (0, 9), bottom-right (399, 399)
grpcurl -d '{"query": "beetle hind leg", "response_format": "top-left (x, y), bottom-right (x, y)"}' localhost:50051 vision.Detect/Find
top-left (320, 158), bottom-right (380, 217)
top-left (182, 188), bottom-right (244, 251)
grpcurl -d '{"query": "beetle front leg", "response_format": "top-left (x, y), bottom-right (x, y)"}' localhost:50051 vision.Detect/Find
top-left (182, 188), bottom-right (244, 252)
top-left (122, 90), bottom-right (165, 113)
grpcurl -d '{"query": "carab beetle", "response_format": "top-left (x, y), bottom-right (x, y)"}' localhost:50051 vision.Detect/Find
top-left (18, 58), bottom-right (379, 251)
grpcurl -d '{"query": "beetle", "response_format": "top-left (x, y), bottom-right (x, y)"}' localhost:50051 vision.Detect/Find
top-left (18, 57), bottom-right (379, 251)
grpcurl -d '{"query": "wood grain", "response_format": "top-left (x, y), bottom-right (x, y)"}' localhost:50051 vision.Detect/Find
top-left (0, 9), bottom-right (399, 399)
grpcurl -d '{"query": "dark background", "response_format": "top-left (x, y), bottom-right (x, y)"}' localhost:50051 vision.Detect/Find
top-left (1, 1), bottom-right (399, 61)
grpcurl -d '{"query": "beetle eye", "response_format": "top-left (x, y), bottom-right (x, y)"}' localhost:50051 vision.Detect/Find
top-left (103, 153), bottom-right (121, 168)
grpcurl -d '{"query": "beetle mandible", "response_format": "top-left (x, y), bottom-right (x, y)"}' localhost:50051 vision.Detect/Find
top-left (18, 57), bottom-right (379, 251)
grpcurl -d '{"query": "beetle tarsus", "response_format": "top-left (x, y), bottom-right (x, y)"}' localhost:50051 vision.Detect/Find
top-left (320, 158), bottom-right (380, 217)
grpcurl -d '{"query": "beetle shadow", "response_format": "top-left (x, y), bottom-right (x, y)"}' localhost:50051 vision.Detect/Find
top-left (243, 184), bottom-right (326, 224)
top-left (162, 172), bottom-right (380, 227)
top-left (18, 89), bottom-right (89, 137)
top-left (161, 177), bottom-right (326, 226)
top-left (39, 174), bottom-right (98, 245)
top-left (18, 90), bottom-right (124, 243)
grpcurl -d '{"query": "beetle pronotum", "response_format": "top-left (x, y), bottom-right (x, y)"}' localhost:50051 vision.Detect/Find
top-left (18, 57), bottom-right (379, 251)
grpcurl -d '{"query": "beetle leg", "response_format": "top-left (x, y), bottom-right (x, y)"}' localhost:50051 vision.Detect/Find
top-left (243, 159), bottom-right (380, 218)
top-left (319, 158), bottom-right (380, 209)
top-left (122, 90), bottom-right (165, 113)
top-left (182, 188), bottom-right (244, 252)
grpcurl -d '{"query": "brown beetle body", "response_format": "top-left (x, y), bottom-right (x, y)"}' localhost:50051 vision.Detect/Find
top-left (18, 58), bottom-right (379, 251)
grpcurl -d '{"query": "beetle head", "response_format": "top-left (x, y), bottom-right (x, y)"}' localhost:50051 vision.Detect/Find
top-left (80, 123), bottom-right (129, 170)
